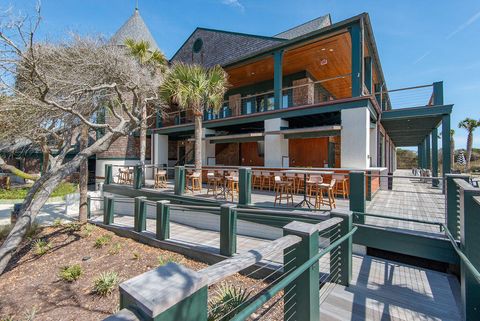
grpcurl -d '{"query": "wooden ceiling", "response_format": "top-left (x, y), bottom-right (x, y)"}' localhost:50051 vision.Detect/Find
top-left (225, 32), bottom-right (360, 99)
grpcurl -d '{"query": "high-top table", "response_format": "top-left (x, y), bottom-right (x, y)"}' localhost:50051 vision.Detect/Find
top-left (282, 169), bottom-right (334, 208)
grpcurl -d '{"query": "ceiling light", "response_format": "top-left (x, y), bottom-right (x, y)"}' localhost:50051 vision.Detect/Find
top-left (329, 49), bottom-right (334, 52)
top-left (321, 48), bottom-right (326, 51)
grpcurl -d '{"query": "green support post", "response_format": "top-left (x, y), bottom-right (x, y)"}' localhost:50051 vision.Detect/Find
top-left (238, 167), bottom-right (252, 206)
top-left (283, 222), bottom-right (319, 321)
top-left (273, 50), bottom-right (284, 110)
top-left (364, 56), bottom-right (373, 94)
top-left (460, 188), bottom-right (480, 320)
top-left (442, 113), bottom-right (451, 176)
top-left (426, 134), bottom-right (431, 170)
top-left (445, 174), bottom-right (469, 239)
top-left (133, 165), bottom-right (143, 189)
top-left (103, 196), bottom-right (114, 225)
top-left (349, 22), bottom-right (363, 97)
top-left (433, 81), bottom-right (444, 105)
top-left (220, 204), bottom-right (237, 257)
top-left (366, 170), bottom-right (372, 201)
top-left (432, 128), bottom-right (439, 186)
top-left (86, 195), bottom-right (91, 219)
top-left (330, 210), bottom-right (353, 286)
top-left (104, 164), bottom-right (113, 185)
top-left (134, 196), bottom-right (147, 232)
top-left (349, 171), bottom-right (366, 223)
top-left (174, 166), bottom-right (186, 196)
top-left (156, 200), bottom-right (170, 240)
top-left (417, 144), bottom-right (422, 168)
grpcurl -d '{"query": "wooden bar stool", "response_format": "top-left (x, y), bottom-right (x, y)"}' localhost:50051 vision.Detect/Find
top-left (333, 174), bottom-right (349, 199)
top-left (187, 172), bottom-right (202, 193)
top-left (206, 171), bottom-right (221, 195)
top-left (226, 176), bottom-right (239, 201)
top-left (316, 179), bottom-right (337, 209)
top-left (285, 173), bottom-right (296, 193)
top-left (154, 170), bottom-right (167, 188)
top-left (252, 170), bottom-right (262, 190)
top-left (274, 175), bottom-right (293, 207)
top-left (306, 175), bottom-right (323, 201)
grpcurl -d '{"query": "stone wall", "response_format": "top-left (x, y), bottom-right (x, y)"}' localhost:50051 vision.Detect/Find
top-left (292, 77), bottom-right (315, 107)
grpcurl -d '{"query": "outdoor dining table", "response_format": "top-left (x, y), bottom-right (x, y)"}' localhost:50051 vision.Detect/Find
top-left (282, 169), bottom-right (334, 208)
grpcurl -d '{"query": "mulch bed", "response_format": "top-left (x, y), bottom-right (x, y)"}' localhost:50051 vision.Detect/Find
top-left (0, 223), bottom-right (282, 321)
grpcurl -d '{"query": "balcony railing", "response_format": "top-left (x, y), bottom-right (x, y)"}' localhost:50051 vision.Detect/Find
top-left (373, 83), bottom-right (435, 111)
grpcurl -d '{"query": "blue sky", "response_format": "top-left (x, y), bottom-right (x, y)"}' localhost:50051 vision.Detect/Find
top-left (7, 0), bottom-right (480, 148)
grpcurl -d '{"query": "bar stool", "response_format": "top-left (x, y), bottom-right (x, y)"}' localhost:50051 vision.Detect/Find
top-left (154, 170), bottom-right (167, 188)
top-left (187, 171), bottom-right (202, 193)
top-left (306, 175), bottom-right (323, 201)
top-left (226, 176), bottom-right (239, 201)
top-left (316, 179), bottom-right (337, 209)
top-left (285, 173), bottom-right (296, 193)
top-left (274, 175), bottom-right (293, 206)
top-left (206, 171), bottom-right (221, 195)
top-left (333, 174), bottom-right (349, 199)
top-left (252, 170), bottom-right (262, 190)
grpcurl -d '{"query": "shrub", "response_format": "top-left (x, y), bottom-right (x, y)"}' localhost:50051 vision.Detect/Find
top-left (52, 218), bottom-right (63, 227)
top-left (82, 224), bottom-right (95, 237)
top-left (93, 271), bottom-right (119, 296)
top-left (59, 264), bottom-right (83, 282)
top-left (67, 222), bottom-right (82, 232)
top-left (0, 182), bottom-right (77, 200)
top-left (94, 235), bottom-right (112, 248)
top-left (208, 284), bottom-right (251, 321)
top-left (108, 242), bottom-right (122, 255)
top-left (33, 239), bottom-right (51, 256)
top-left (157, 254), bottom-right (181, 266)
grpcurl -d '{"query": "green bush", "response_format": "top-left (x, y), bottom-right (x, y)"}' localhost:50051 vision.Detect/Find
top-left (208, 284), bottom-right (251, 321)
top-left (33, 239), bottom-right (51, 256)
top-left (0, 182), bottom-right (77, 200)
top-left (93, 271), bottom-right (119, 296)
top-left (94, 235), bottom-right (112, 248)
top-left (59, 264), bottom-right (83, 282)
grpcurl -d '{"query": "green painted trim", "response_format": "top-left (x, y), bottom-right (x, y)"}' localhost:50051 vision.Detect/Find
top-left (381, 104), bottom-right (453, 120)
top-left (133, 165), bottom-right (143, 189)
top-left (442, 114), bottom-right (451, 175)
top-left (220, 204), bottom-right (237, 256)
top-left (134, 197), bottom-right (147, 232)
top-left (104, 196), bottom-right (114, 225)
top-left (353, 224), bottom-right (459, 265)
top-left (445, 174), bottom-right (470, 239)
top-left (96, 157), bottom-right (143, 161)
top-left (433, 81), bottom-right (444, 106)
top-left (331, 210), bottom-right (353, 286)
top-left (432, 128), bottom-right (439, 186)
top-left (349, 171), bottom-right (365, 221)
top-left (105, 164), bottom-right (113, 185)
top-left (426, 134), bottom-right (431, 170)
top-left (238, 167), bottom-right (252, 205)
top-left (156, 200), bottom-right (170, 240)
top-left (174, 166), bottom-right (186, 196)
top-left (349, 22), bottom-right (363, 97)
top-left (273, 50), bottom-right (284, 110)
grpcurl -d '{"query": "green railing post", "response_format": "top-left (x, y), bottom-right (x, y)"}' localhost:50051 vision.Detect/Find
top-left (445, 174), bottom-right (469, 239)
top-left (134, 196), bottom-right (147, 232)
top-left (283, 221), bottom-right (319, 321)
top-left (330, 210), bottom-right (353, 286)
top-left (366, 170), bottom-right (372, 201)
top-left (156, 200), bottom-right (170, 240)
top-left (349, 171), bottom-right (365, 223)
top-left (220, 204), bottom-right (237, 257)
top-left (86, 195), bottom-right (91, 219)
top-left (459, 187), bottom-right (480, 320)
top-left (133, 165), bottom-right (144, 189)
top-left (174, 166), bottom-right (186, 196)
top-left (104, 164), bottom-right (113, 185)
top-left (103, 196), bottom-right (114, 225)
top-left (432, 127), bottom-right (439, 187)
top-left (238, 167), bottom-right (252, 206)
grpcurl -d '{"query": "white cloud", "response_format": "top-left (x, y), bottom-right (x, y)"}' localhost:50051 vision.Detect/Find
top-left (413, 51), bottom-right (431, 65)
top-left (446, 10), bottom-right (480, 39)
top-left (222, 0), bottom-right (245, 12)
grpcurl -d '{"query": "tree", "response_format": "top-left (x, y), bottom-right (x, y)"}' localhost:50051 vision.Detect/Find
top-left (124, 39), bottom-right (167, 167)
top-left (458, 118), bottom-right (480, 170)
top-left (0, 8), bottom-right (165, 274)
top-left (159, 63), bottom-right (228, 175)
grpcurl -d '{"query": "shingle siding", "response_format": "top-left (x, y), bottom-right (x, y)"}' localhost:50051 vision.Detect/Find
top-left (275, 14), bottom-right (331, 40)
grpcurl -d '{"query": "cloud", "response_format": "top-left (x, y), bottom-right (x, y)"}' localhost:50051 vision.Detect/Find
top-left (413, 51), bottom-right (431, 65)
top-left (446, 10), bottom-right (480, 39)
top-left (222, 0), bottom-right (245, 12)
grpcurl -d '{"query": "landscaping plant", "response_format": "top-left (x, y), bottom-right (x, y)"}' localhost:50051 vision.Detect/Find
top-left (59, 264), bottom-right (83, 282)
top-left (93, 272), bottom-right (119, 296)
top-left (208, 284), bottom-right (251, 321)
top-left (33, 239), bottom-right (51, 256)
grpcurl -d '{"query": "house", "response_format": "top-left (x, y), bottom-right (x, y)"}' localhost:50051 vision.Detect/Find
top-left (96, 9), bottom-right (453, 181)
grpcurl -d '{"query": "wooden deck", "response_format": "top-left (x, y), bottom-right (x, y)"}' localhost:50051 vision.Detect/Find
top-left (89, 214), bottom-right (461, 321)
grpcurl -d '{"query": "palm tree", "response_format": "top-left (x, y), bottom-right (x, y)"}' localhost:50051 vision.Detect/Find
top-left (450, 129), bottom-right (455, 168)
top-left (159, 62), bottom-right (228, 176)
top-left (458, 118), bottom-right (480, 170)
top-left (125, 39), bottom-right (167, 166)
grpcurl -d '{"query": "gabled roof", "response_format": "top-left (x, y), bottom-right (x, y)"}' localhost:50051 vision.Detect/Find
top-left (170, 28), bottom-right (285, 67)
top-left (110, 9), bottom-right (159, 50)
top-left (275, 14), bottom-right (332, 40)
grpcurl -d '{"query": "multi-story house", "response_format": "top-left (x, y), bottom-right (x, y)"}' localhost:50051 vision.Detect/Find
top-left (97, 9), bottom-right (453, 181)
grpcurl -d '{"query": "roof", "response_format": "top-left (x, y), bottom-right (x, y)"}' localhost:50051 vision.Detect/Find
top-left (170, 28), bottom-right (284, 67)
top-left (275, 14), bottom-right (332, 39)
top-left (110, 9), bottom-right (159, 50)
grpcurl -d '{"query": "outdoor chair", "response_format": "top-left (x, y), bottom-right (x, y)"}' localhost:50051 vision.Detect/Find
top-left (226, 175), bottom-right (239, 201)
top-left (316, 179), bottom-right (337, 210)
top-left (252, 170), bottom-right (262, 190)
top-left (285, 173), bottom-right (297, 193)
top-left (274, 175), bottom-right (293, 207)
top-left (206, 171), bottom-right (222, 195)
top-left (306, 175), bottom-right (323, 201)
top-left (333, 174), bottom-right (349, 199)
top-left (154, 170), bottom-right (167, 188)
top-left (262, 172), bottom-right (274, 191)
top-left (187, 171), bottom-right (202, 193)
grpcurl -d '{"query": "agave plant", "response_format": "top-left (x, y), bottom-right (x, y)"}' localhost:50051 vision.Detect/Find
top-left (208, 284), bottom-right (251, 321)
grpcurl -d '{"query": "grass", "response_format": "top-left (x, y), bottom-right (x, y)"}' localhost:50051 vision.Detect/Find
top-left (94, 235), bottom-right (112, 248)
top-left (0, 182), bottom-right (77, 200)
top-left (108, 242), bottom-right (122, 255)
top-left (82, 224), bottom-right (96, 237)
top-left (33, 239), bottom-right (51, 256)
top-left (52, 218), bottom-right (63, 227)
top-left (157, 254), bottom-right (181, 266)
top-left (93, 272), bottom-right (119, 296)
top-left (59, 264), bottom-right (83, 282)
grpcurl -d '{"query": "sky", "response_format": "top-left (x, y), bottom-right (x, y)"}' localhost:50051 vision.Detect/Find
top-left (5, 0), bottom-right (480, 148)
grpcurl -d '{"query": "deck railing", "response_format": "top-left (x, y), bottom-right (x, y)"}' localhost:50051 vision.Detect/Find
top-left (373, 83), bottom-right (436, 111)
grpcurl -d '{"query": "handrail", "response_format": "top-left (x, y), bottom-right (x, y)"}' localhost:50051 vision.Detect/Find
top-left (354, 212), bottom-right (444, 230)
top-left (442, 223), bottom-right (480, 283)
top-left (230, 226), bottom-right (358, 321)
top-left (199, 234), bottom-right (302, 285)
top-left (364, 174), bottom-right (445, 180)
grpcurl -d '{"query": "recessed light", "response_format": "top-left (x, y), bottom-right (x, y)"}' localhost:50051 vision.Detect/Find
top-left (321, 48), bottom-right (326, 51)
top-left (329, 49), bottom-right (334, 52)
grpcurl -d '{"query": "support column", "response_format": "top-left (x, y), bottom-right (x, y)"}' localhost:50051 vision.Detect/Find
top-left (426, 134), bottom-right (431, 170)
top-left (202, 129), bottom-right (216, 166)
top-left (364, 56), bottom-right (373, 94)
top-left (369, 122), bottom-right (378, 167)
top-left (432, 128), bottom-right (439, 186)
top-left (341, 107), bottom-right (370, 168)
top-left (417, 144), bottom-right (422, 168)
top-left (349, 22), bottom-right (363, 97)
top-left (442, 114), bottom-right (451, 176)
top-left (273, 50), bottom-right (284, 109)
top-left (433, 81), bottom-right (444, 105)
top-left (264, 118), bottom-right (289, 167)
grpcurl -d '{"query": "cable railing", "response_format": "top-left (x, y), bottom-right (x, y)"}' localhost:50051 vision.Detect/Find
top-left (374, 83), bottom-right (434, 110)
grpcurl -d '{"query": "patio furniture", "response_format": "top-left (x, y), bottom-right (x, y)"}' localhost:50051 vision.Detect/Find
top-left (252, 170), bottom-right (262, 190)
top-left (285, 173), bottom-right (297, 192)
top-left (187, 172), bottom-right (202, 193)
top-left (274, 175), bottom-right (293, 207)
top-left (261, 172), bottom-right (274, 190)
top-left (316, 179), bottom-right (337, 209)
top-left (225, 175), bottom-right (239, 201)
top-left (333, 174), bottom-right (349, 198)
top-left (118, 168), bottom-right (133, 185)
top-left (306, 175), bottom-right (323, 201)
top-left (206, 172), bottom-right (222, 195)
top-left (282, 169), bottom-right (334, 208)
top-left (154, 170), bottom-right (167, 188)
